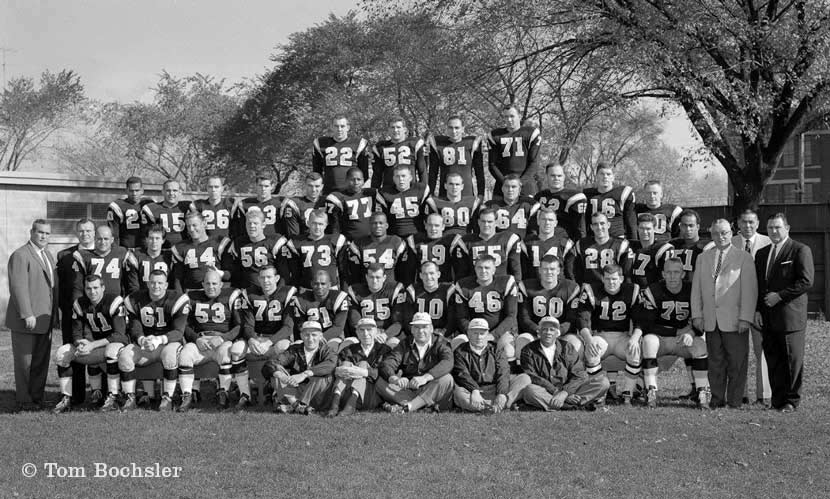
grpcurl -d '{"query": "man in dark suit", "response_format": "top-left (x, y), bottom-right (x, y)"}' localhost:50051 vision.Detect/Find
top-left (755, 213), bottom-right (814, 413)
top-left (5, 219), bottom-right (59, 410)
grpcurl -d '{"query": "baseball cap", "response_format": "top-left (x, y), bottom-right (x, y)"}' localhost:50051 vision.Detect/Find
top-left (468, 318), bottom-right (489, 331)
top-left (300, 320), bottom-right (323, 332)
top-left (538, 316), bottom-right (560, 329)
top-left (410, 312), bottom-right (432, 326)
top-left (356, 317), bottom-right (377, 329)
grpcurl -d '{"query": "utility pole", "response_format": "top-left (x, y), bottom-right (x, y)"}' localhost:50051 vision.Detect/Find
top-left (0, 47), bottom-right (16, 92)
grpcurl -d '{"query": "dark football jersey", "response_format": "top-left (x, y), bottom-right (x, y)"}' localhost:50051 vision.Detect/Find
top-left (584, 185), bottom-right (637, 240)
top-left (371, 137), bottom-right (427, 191)
top-left (634, 203), bottom-right (683, 245)
top-left (312, 135), bottom-right (371, 194)
top-left (376, 183), bottom-right (430, 237)
top-left (325, 188), bottom-right (379, 241)
top-left (427, 135), bottom-right (485, 197)
top-left (191, 197), bottom-right (239, 239)
top-left (236, 196), bottom-right (285, 238)
top-left (639, 281), bottom-right (692, 336)
top-left (630, 241), bottom-right (675, 288)
top-left (282, 195), bottom-right (325, 238)
top-left (484, 196), bottom-right (540, 238)
top-left (107, 198), bottom-right (153, 248)
top-left (486, 126), bottom-right (542, 193)
top-left (454, 231), bottom-right (523, 280)
top-left (291, 289), bottom-right (350, 339)
top-left (404, 233), bottom-right (459, 283)
top-left (184, 287), bottom-right (243, 340)
top-left (517, 278), bottom-right (580, 334)
top-left (230, 234), bottom-right (289, 289)
top-left (405, 282), bottom-right (456, 334)
top-left (140, 201), bottom-right (191, 247)
top-left (124, 249), bottom-right (174, 294)
top-left (240, 284), bottom-right (298, 340)
top-left (71, 293), bottom-right (128, 344)
top-left (57, 245), bottom-right (93, 305)
top-left (573, 237), bottom-right (632, 286)
top-left (347, 281), bottom-right (407, 332)
top-left (534, 188), bottom-right (588, 240)
top-left (521, 232), bottom-right (575, 280)
top-left (284, 233), bottom-right (349, 288)
top-left (454, 275), bottom-right (518, 334)
top-left (425, 195), bottom-right (481, 236)
top-left (347, 235), bottom-right (407, 283)
top-left (669, 238), bottom-right (714, 283)
top-left (171, 236), bottom-right (233, 291)
top-left (577, 282), bottom-right (641, 333)
top-left (124, 290), bottom-right (190, 343)
top-left (72, 246), bottom-right (129, 297)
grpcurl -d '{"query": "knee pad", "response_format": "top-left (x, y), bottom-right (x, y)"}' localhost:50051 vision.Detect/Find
top-left (53, 344), bottom-right (74, 367)
top-left (229, 340), bottom-right (247, 361)
top-left (117, 346), bottom-right (137, 372)
top-left (160, 343), bottom-right (182, 370)
top-left (177, 344), bottom-right (199, 368)
top-left (104, 342), bottom-right (124, 363)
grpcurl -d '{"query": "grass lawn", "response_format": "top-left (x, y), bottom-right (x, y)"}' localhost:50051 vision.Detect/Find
top-left (1, 322), bottom-right (829, 498)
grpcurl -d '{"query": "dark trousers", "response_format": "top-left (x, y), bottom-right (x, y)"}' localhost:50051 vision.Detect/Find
top-left (61, 312), bottom-right (87, 403)
top-left (762, 329), bottom-right (805, 409)
top-left (706, 328), bottom-right (749, 407)
top-left (11, 330), bottom-right (52, 406)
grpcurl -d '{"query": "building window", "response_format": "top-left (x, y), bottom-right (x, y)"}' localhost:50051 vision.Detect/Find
top-left (780, 140), bottom-right (795, 168)
top-left (762, 182), bottom-right (817, 203)
top-left (46, 201), bottom-right (109, 236)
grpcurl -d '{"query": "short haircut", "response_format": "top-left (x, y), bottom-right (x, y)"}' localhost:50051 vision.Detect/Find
top-left (425, 212), bottom-right (444, 224)
top-left (637, 213), bottom-right (655, 225)
top-left (332, 115), bottom-right (348, 124)
top-left (739, 209), bottom-right (759, 219)
top-left (148, 269), bottom-right (168, 279)
top-left (163, 179), bottom-right (179, 189)
top-left (602, 263), bottom-right (623, 276)
top-left (503, 174), bottom-right (521, 183)
top-left (476, 254), bottom-right (497, 266)
top-left (308, 208), bottom-right (328, 223)
top-left (31, 219), bottom-right (49, 229)
top-left (663, 256), bottom-right (684, 269)
top-left (206, 176), bottom-right (224, 185)
top-left (185, 211), bottom-right (205, 223)
top-left (767, 212), bottom-right (789, 226)
top-left (537, 207), bottom-right (557, 220)
top-left (445, 172), bottom-right (463, 182)
top-left (76, 218), bottom-right (95, 229)
top-left (446, 115), bottom-right (463, 126)
top-left (246, 206), bottom-right (265, 222)
top-left (346, 167), bottom-right (363, 179)
top-left (95, 224), bottom-right (113, 236)
top-left (126, 176), bottom-right (143, 187)
top-left (539, 254), bottom-right (562, 268)
top-left (590, 212), bottom-right (608, 222)
top-left (501, 105), bottom-right (518, 113)
top-left (254, 175), bottom-right (272, 185)
top-left (146, 224), bottom-right (166, 237)
top-left (595, 162), bottom-right (613, 174)
top-left (258, 265), bottom-right (278, 276)
top-left (305, 172), bottom-right (323, 183)
top-left (370, 211), bottom-right (388, 222)
top-left (679, 209), bottom-right (700, 225)
top-left (388, 116), bottom-right (406, 127)
top-left (478, 207), bottom-right (497, 219)
top-left (392, 164), bottom-right (412, 174)
top-left (420, 261), bottom-right (440, 272)
top-left (644, 180), bottom-right (662, 188)
top-left (545, 162), bottom-right (563, 173)
top-left (365, 263), bottom-right (386, 275)
top-left (84, 274), bottom-right (103, 285)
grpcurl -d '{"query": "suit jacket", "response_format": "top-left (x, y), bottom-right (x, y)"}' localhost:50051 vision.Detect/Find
top-left (691, 245), bottom-right (757, 332)
top-left (5, 242), bottom-right (59, 334)
top-left (755, 238), bottom-right (813, 332)
top-left (732, 233), bottom-right (771, 259)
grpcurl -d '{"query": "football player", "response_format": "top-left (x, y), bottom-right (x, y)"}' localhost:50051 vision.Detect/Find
top-left (576, 264), bottom-right (643, 405)
top-left (371, 116), bottom-right (427, 191)
top-left (262, 320), bottom-right (337, 414)
top-left (639, 257), bottom-right (710, 409)
top-left (107, 176), bottom-right (153, 248)
top-left (377, 312), bottom-right (455, 414)
top-left (325, 317), bottom-right (392, 417)
top-left (229, 207), bottom-right (289, 289)
top-left (291, 270), bottom-right (350, 350)
top-left (325, 167), bottom-right (379, 241)
top-left (404, 261), bottom-right (457, 337)
top-left (190, 176), bottom-right (239, 239)
top-left (140, 179), bottom-right (191, 248)
top-left (283, 172), bottom-right (326, 238)
top-left (487, 105), bottom-right (542, 196)
top-left (120, 270), bottom-right (190, 411)
top-left (178, 269), bottom-right (246, 411)
top-left (347, 212), bottom-right (407, 284)
top-left (376, 164), bottom-right (430, 238)
top-left (630, 213), bottom-right (675, 288)
top-left (535, 163), bottom-right (587, 240)
top-left (452, 319), bottom-right (531, 413)
top-left (171, 212), bottom-right (233, 292)
top-left (72, 225), bottom-right (129, 298)
top-left (427, 116), bottom-right (485, 197)
top-left (312, 115), bottom-right (371, 194)
top-left (454, 208), bottom-right (523, 280)
top-left (240, 265), bottom-right (297, 361)
top-left (52, 275), bottom-right (128, 413)
top-left (573, 212), bottom-right (632, 286)
top-left (403, 213), bottom-right (460, 284)
top-left (347, 264), bottom-right (407, 346)
top-left (669, 209), bottom-right (712, 284)
top-left (125, 224), bottom-right (174, 295)
top-left (583, 162), bottom-right (637, 240)
top-left (284, 209), bottom-right (349, 288)
top-left (484, 174), bottom-right (540, 238)
top-left (521, 207), bottom-right (575, 280)
top-left (634, 180), bottom-right (682, 245)
top-left (424, 172), bottom-right (481, 237)
top-left (235, 176), bottom-right (285, 238)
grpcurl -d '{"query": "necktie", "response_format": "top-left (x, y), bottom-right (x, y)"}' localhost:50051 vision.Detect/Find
top-left (766, 244), bottom-right (777, 280)
top-left (744, 239), bottom-right (751, 253)
top-left (40, 249), bottom-right (53, 283)
top-left (713, 249), bottom-right (723, 278)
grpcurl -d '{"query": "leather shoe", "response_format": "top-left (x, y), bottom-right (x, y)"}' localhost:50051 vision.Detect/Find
top-left (779, 403), bottom-right (796, 413)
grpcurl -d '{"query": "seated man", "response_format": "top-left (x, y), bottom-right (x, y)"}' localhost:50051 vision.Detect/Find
top-left (262, 320), bottom-right (337, 415)
top-left (178, 268), bottom-right (246, 412)
top-left (120, 270), bottom-right (189, 411)
top-left (326, 317), bottom-right (392, 417)
top-left (521, 316), bottom-right (610, 411)
top-left (377, 312), bottom-right (455, 414)
top-left (240, 265), bottom-right (297, 362)
top-left (452, 319), bottom-right (530, 413)
top-left (53, 274), bottom-right (128, 413)
top-left (639, 257), bottom-right (710, 409)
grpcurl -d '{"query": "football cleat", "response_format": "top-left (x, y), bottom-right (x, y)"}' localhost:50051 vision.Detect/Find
top-left (382, 402), bottom-right (408, 414)
top-left (53, 395), bottom-right (72, 414)
top-left (179, 392), bottom-right (194, 412)
top-left (136, 393), bottom-right (152, 407)
top-left (235, 394), bottom-right (252, 412)
top-left (217, 389), bottom-right (230, 410)
top-left (89, 389), bottom-right (104, 405)
top-left (100, 393), bottom-right (120, 412)
top-left (158, 395), bottom-right (174, 412)
top-left (645, 386), bottom-right (658, 408)
top-left (621, 391), bottom-right (633, 407)
top-left (697, 387), bottom-right (712, 410)
top-left (274, 403), bottom-right (294, 414)
top-left (121, 394), bottom-right (138, 411)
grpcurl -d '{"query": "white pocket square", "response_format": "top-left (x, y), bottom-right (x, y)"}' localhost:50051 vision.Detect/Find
top-left (780, 260), bottom-right (792, 265)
